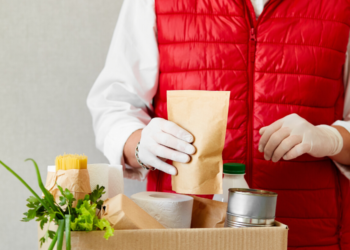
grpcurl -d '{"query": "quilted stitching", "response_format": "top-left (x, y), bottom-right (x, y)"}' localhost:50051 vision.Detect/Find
top-left (149, 0), bottom-right (350, 248)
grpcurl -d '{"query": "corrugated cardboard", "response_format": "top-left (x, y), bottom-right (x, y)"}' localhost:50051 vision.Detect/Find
top-left (39, 222), bottom-right (288, 250)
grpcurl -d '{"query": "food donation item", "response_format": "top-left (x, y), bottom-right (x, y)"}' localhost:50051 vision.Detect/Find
top-left (0, 157), bottom-right (114, 250)
top-left (100, 194), bottom-right (165, 230)
top-left (131, 192), bottom-right (194, 228)
top-left (167, 90), bottom-right (230, 194)
top-left (190, 195), bottom-right (227, 228)
top-left (45, 154), bottom-right (92, 207)
top-left (213, 163), bottom-right (249, 202)
top-left (46, 163), bottom-right (124, 205)
top-left (225, 188), bottom-right (278, 228)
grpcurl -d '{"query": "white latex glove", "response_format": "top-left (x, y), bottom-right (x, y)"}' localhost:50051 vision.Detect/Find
top-left (138, 118), bottom-right (196, 175)
top-left (258, 114), bottom-right (343, 162)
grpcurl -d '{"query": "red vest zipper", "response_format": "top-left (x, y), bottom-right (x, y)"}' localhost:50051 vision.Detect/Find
top-left (249, 28), bottom-right (256, 62)
top-left (245, 0), bottom-right (276, 188)
top-left (247, 27), bottom-right (256, 187)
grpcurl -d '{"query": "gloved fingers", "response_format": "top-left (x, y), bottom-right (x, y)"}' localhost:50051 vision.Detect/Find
top-left (153, 132), bottom-right (196, 155)
top-left (148, 144), bottom-right (191, 163)
top-left (262, 127), bottom-right (290, 160)
top-left (159, 119), bottom-right (194, 143)
top-left (259, 126), bottom-right (267, 135)
top-left (283, 143), bottom-right (311, 160)
top-left (145, 155), bottom-right (177, 175)
top-left (259, 120), bottom-right (283, 153)
top-left (271, 135), bottom-right (301, 162)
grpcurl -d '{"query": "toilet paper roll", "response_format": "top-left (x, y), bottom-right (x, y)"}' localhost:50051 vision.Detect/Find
top-left (108, 164), bottom-right (124, 197)
top-left (131, 192), bottom-right (193, 228)
top-left (87, 164), bottom-right (124, 200)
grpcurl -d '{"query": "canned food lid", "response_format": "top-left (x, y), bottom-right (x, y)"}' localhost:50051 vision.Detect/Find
top-left (228, 188), bottom-right (278, 197)
top-left (224, 163), bottom-right (245, 174)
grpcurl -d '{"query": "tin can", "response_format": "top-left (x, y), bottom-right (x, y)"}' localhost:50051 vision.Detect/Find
top-left (225, 188), bottom-right (278, 228)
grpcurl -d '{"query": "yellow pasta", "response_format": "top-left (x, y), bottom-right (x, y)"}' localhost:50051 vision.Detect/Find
top-left (55, 154), bottom-right (88, 170)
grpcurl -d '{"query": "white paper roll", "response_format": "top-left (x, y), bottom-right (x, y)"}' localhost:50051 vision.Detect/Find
top-left (87, 164), bottom-right (124, 200)
top-left (131, 192), bottom-right (193, 228)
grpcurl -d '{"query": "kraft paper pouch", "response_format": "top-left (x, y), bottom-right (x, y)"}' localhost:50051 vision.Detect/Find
top-left (167, 91), bottom-right (230, 194)
top-left (45, 169), bottom-right (91, 207)
top-left (100, 194), bottom-right (165, 230)
top-left (190, 195), bottom-right (228, 228)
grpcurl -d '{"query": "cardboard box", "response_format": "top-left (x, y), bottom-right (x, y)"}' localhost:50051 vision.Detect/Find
top-left (39, 221), bottom-right (288, 250)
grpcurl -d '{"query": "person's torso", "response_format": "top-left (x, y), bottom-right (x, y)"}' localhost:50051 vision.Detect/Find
top-left (149, 0), bottom-right (350, 249)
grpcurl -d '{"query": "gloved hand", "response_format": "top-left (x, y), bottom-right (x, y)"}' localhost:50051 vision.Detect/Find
top-left (137, 118), bottom-right (196, 175)
top-left (258, 114), bottom-right (343, 162)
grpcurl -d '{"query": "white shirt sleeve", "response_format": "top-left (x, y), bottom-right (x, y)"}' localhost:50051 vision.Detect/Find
top-left (332, 34), bottom-right (350, 178)
top-left (87, 0), bottom-right (158, 181)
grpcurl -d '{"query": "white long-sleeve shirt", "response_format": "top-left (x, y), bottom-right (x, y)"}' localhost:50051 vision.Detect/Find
top-left (87, 0), bottom-right (350, 181)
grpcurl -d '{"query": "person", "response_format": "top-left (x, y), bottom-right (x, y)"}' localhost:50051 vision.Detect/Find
top-left (87, 0), bottom-right (350, 248)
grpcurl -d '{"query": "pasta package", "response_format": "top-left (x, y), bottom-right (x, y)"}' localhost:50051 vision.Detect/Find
top-left (167, 91), bottom-right (230, 194)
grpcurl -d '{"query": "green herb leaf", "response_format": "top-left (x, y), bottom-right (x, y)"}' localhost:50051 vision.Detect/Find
top-left (59, 196), bottom-right (67, 206)
top-left (22, 208), bottom-right (37, 222)
top-left (96, 200), bottom-right (104, 209)
top-left (48, 230), bottom-right (56, 240)
top-left (57, 184), bottom-right (76, 208)
top-left (39, 216), bottom-right (48, 230)
top-left (39, 228), bottom-right (51, 247)
top-left (39, 236), bottom-right (46, 247)
top-left (90, 185), bottom-right (105, 203)
top-left (89, 185), bottom-right (106, 210)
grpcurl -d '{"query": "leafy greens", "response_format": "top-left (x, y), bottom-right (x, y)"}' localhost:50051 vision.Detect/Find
top-left (0, 159), bottom-right (114, 250)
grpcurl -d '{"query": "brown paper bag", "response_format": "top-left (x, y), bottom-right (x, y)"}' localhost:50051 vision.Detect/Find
top-left (167, 90), bottom-right (230, 194)
top-left (45, 169), bottom-right (92, 207)
top-left (190, 195), bottom-right (228, 228)
top-left (100, 194), bottom-right (165, 230)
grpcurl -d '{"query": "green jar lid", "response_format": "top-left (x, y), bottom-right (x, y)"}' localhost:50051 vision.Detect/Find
top-left (223, 163), bottom-right (246, 174)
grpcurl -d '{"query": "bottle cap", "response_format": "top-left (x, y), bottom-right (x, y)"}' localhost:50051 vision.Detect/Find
top-left (223, 163), bottom-right (246, 174)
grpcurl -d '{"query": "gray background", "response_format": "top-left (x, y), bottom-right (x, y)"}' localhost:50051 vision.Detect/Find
top-left (0, 0), bottom-right (146, 249)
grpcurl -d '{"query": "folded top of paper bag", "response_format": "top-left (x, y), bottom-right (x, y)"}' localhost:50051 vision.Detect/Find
top-left (46, 164), bottom-right (124, 201)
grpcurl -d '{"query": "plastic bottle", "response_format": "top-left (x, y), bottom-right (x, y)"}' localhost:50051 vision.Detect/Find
top-left (213, 163), bottom-right (249, 202)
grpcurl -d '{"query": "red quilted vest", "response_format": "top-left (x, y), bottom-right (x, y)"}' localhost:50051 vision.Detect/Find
top-left (147, 0), bottom-right (350, 249)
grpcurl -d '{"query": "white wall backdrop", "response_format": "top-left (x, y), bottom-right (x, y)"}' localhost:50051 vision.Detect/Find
top-left (0, 1), bottom-right (146, 249)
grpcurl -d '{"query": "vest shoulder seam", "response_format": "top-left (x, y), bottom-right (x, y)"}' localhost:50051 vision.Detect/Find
top-left (269, 16), bottom-right (350, 28)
